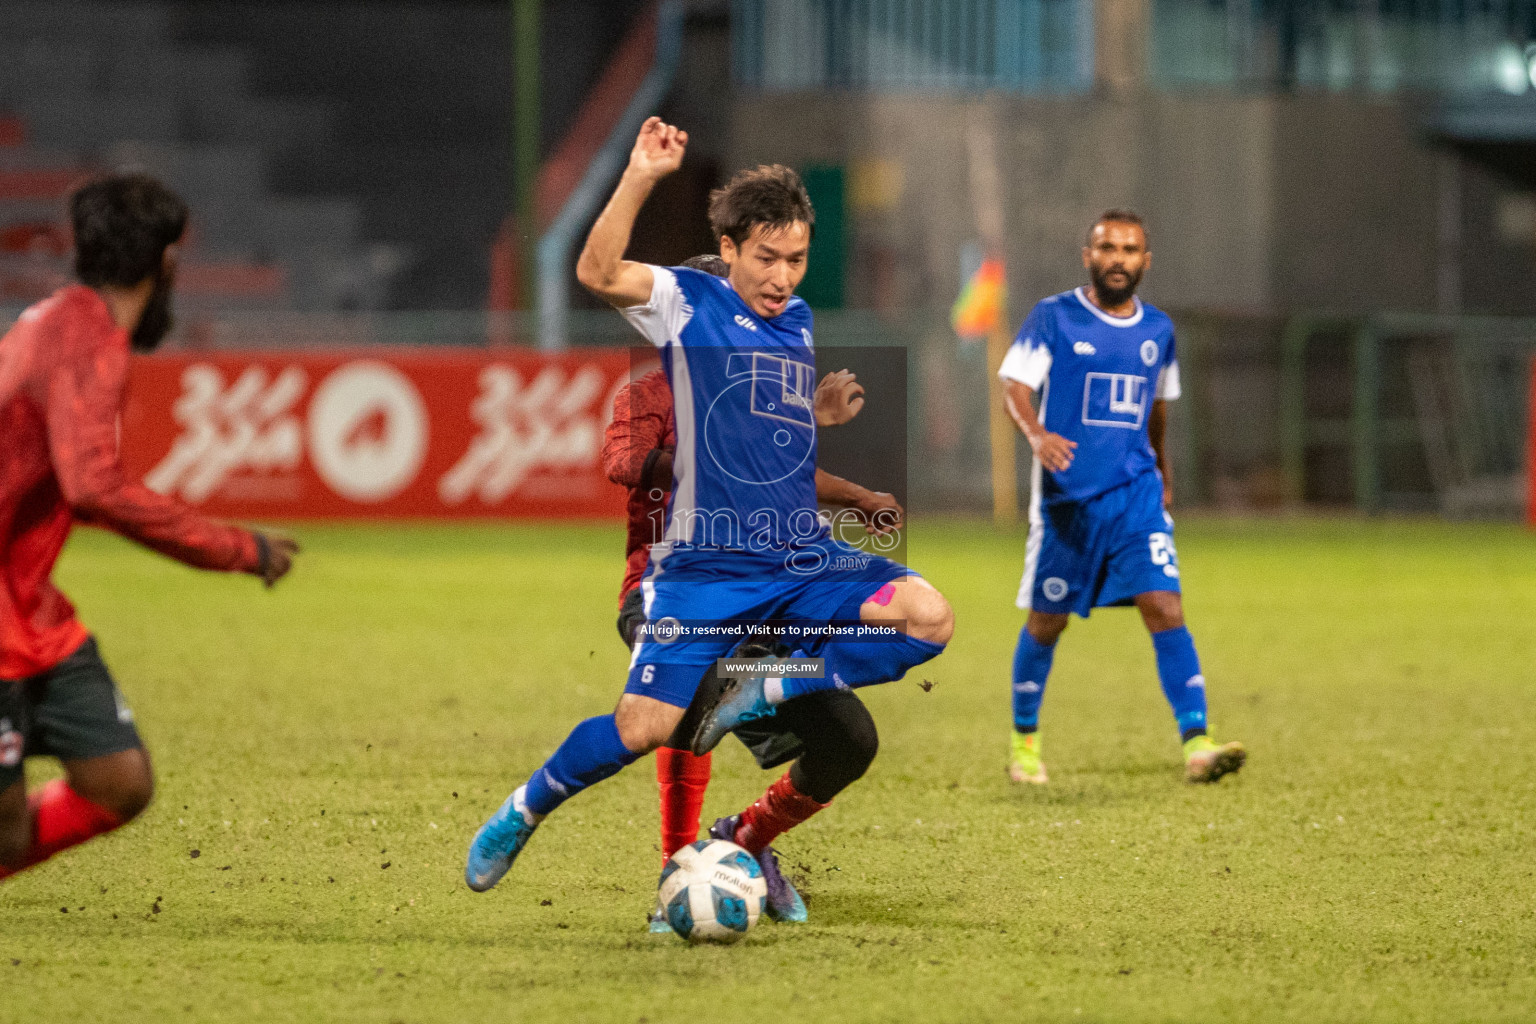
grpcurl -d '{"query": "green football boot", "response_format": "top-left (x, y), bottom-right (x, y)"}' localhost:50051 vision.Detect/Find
top-left (1184, 735), bottom-right (1246, 783)
top-left (1007, 730), bottom-right (1048, 785)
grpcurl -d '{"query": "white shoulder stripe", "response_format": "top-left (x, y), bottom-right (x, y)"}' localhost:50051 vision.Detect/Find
top-left (621, 266), bottom-right (694, 348)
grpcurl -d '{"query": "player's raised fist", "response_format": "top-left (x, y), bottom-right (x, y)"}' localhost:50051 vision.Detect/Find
top-left (628, 116), bottom-right (687, 181)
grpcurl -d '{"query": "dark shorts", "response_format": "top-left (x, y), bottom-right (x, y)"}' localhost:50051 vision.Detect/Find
top-left (0, 637), bottom-right (144, 791)
top-left (618, 587), bottom-right (804, 769)
top-left (617, 586), bottom-right (647, 649)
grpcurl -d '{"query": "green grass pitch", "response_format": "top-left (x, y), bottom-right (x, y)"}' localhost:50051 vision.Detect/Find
top-left (2, 517), bottom-right (1534, 1023)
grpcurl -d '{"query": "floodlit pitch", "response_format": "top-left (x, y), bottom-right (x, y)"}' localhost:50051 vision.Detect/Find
top-left (2, 518), bottom-right (1533, 1022)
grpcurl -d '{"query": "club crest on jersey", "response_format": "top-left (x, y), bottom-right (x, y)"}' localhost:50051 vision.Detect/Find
top-left (1073, 341), bottom-right (1097, 356)
top-left (734, 314), bottom-right (758, 332)
top-left (1082, 373), bottom-right (1148, 429)
top-left (1140, 340), bottom-right (1159, 366)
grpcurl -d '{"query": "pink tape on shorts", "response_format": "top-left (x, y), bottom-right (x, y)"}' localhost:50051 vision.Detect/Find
top-left (866, 582), bottom-right (897, 607)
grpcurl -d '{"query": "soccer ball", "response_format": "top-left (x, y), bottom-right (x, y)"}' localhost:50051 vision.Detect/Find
top-left (658, 838), bottom-right (768, 943)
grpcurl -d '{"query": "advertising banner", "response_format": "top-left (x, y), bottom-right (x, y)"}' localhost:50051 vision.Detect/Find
top-left (121, 349), bottom-right (635, 519)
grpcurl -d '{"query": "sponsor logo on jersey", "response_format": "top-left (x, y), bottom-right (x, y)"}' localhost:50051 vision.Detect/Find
top-left (1073, 340), bottom-right (1097, 356)
top-left (1082, 372), bottom-right (1149, 429)
top-left (1140, 339), bottom-right (1159, 366)
top-left (734, 314), bottom-right (758, 332)
top-left (1041, 577), bottom-right (1069, 602)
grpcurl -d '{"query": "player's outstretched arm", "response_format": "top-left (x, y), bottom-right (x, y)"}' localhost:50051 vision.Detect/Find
top-left (576, 116), bottom-right (688, 309)
top-left (813, 369), bottom-right (864, 427)
top-left (1002, 379), bottom-right (1076, 472)
top-left (46, 335), bottom-right (298, 585)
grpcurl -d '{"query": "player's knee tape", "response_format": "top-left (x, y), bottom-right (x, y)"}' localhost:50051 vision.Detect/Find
top-left (1151, 626), bottom-right (1208, 737)
top-left (523, 715), bottom-right (641, 816)
top-left (1012, 626), bottom-right (1057, 731)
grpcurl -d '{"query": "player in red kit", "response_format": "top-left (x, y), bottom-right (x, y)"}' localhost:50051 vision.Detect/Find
top-left (0, 174), bottom-right (298, 882)
top-left (600, 256), bottom-right (903, 929)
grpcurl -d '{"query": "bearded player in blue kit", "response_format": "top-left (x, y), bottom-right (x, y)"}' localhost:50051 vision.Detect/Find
top-left (1001, 210), bottom-right (1245, 786)
top-left (464, 117), bottom-right (954, 894)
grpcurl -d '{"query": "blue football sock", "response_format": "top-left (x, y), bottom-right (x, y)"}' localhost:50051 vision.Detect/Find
top-left (1011, 626), bottom-right (1056, 732)
top-left (523, 714), bottom-right (642, 816)
top-left (1151, 626), bottom-right (1208, 738)
top-left (775, 632), bottom-right (946, 702)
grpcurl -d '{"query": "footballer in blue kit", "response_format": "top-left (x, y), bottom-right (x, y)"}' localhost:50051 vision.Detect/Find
top-left (464, 117), bottom-right (954, 896)
top-left (999, 210), bottom-right (1245, 785)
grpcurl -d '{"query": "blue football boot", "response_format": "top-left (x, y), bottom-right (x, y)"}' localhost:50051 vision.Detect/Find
top-left (710, 815), bottom-right (807, 923)
top-left (464, 789), bottom-right (538, 892)
top-left (690, 675), bottom-right (778, 755)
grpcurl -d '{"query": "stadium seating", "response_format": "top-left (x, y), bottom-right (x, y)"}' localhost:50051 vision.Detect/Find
top-left (0, 0), bottom-right (376, 311)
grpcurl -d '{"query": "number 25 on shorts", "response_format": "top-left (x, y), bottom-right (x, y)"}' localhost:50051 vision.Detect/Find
top-left (1148, 532), bottom-right (1180, 578)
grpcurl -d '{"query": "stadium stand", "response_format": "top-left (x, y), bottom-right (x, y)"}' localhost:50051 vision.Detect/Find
top-left (0, 0), bottom-right (376, 311)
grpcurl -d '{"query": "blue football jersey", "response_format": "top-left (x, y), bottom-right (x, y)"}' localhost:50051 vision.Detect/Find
top-left (998, 287), bottom-right (1181, 505)
top-left (622, 265), bottom-right (824, 556)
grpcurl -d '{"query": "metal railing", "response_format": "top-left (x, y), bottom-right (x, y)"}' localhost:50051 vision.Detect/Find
top-left (1280, 313), bottom-right (1536, 516)
top-left (731, 0), bottom-right (1095, 93)
top-left (732, 0), bottom-right (1536, 95)
top-left (1153, 0), bottom-right (1536, 94)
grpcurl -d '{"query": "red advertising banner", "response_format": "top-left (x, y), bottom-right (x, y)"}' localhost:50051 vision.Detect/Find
top-left (121, 349), bottom-right (638, 519)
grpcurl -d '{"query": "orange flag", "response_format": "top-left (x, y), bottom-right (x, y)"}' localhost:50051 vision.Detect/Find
top-left (951, 257), bottom-right (1007, 340)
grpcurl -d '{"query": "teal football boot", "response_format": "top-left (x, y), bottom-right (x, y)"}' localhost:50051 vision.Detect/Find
top-left (465, 789), bottom-right (539, 892)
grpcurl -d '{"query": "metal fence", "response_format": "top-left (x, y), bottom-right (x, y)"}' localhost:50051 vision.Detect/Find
top-left (730, 0), bottom-right (1536, 95)
top-left (1279, 313), bottom-right (1536, 516)
top-left (1153, 0), bottom-right (1536, 94)
top-left (730, 0), bottom-right (1095, 93)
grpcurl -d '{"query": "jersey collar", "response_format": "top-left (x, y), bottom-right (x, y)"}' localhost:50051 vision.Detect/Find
top-left (1073, 286), bottom-right (1143, 327)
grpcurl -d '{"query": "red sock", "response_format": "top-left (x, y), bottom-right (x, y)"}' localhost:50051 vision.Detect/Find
top-left (733, 772), bottom-right (828, 855)
top-left (655, 747), bottom-right (711, 865)
top-left (0, 780), bottom-right (123, 881)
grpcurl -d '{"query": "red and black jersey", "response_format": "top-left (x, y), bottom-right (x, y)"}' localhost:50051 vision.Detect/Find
top-left (599, 368), bottom-right (674, 606)
top-left (0, 286), bottom-right (261, 678)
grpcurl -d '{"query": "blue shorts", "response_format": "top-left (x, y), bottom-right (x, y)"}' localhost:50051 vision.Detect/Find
top-left (1017, 470), bottom-right (1181, 617)
top-left (626, 539), bottom-right (913, 708)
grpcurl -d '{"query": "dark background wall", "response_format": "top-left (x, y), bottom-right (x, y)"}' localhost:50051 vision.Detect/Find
top-left (170, 0), bottom-right (673, 309)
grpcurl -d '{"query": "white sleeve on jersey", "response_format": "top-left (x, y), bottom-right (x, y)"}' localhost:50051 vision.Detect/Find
top-left (620, 266), bottom-right (692, 348)
top-left (998, 337), bottom-right (1052, 390)
top-left (1156, 359), bottom-right (1182, 400)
